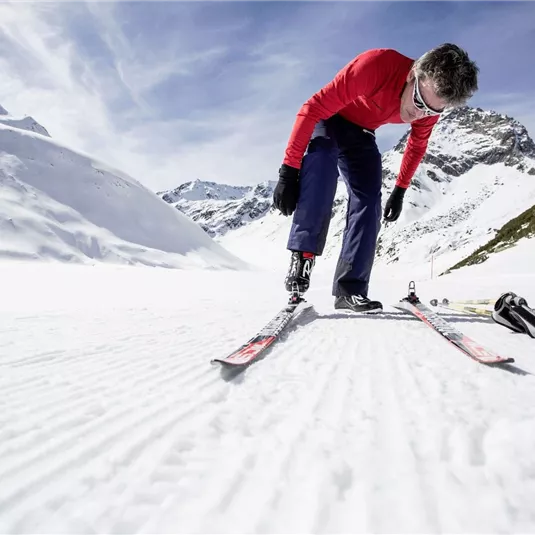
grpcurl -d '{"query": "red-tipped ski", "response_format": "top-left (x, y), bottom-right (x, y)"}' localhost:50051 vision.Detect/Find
top-left (394, 282), bottom-right (514, 365)
top-left (212, 294), bottom-right (313, 368)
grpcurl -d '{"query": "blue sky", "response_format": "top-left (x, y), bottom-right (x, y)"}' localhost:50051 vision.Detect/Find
top-left (1, 1), bottom-right (534, 191)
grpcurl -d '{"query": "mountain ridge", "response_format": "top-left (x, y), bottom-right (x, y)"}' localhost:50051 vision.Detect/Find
top-left (159, 106), bottom-right (535, 272)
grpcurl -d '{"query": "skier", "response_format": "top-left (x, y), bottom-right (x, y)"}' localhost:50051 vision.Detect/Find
top-left (273, 43), bottom-right (479, 312)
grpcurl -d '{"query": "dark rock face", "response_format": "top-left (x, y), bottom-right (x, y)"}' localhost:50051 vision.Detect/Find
top-left (394, 107), bottom-right (535, 179)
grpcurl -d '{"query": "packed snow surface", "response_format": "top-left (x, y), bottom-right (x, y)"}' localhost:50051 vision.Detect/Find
top-left (1, 245), bottom-right (535, 533)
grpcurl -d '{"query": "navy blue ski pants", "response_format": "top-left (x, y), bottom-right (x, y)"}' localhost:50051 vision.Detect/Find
top-left (287, 114), bottom-right (382, 297)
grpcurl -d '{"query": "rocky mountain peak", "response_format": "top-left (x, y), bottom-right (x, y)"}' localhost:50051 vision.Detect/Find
top-left (158, 180), bottom-right (277, 237)
top-left (159, 179), bottom-right (251, 204)
top-left (392, 106), bottom-right (535, 180)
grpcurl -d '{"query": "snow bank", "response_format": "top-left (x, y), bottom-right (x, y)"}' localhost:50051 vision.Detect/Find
top-left (0, 120), bottom-right (245, 270)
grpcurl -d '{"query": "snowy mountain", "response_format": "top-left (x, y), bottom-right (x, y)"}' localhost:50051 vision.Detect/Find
top-left (0, 105), bottom-right (51, 137)
top-left (378, 106), bottom-right (535, 272)
top-left (0, 105), bottom-right (244, 270)
top-left (160, 180), bottom-right (252, 202)
top-left (160, 106), bottom-right (535, 274)
top-left (159, 180), bottom-right (277, 237)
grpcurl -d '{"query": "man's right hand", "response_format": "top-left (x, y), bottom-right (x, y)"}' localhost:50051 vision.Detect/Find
top-left (273, 164), bottom-right (300, 216)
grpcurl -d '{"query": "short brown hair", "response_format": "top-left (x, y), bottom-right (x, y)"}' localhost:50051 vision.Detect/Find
top-left (413, 43), bottom-right (479, 106)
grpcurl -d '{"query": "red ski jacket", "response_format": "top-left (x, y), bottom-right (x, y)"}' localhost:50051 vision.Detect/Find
top-left (283, 48), bottom-right (439, 188)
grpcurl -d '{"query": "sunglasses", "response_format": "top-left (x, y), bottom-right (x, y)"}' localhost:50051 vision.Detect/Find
top-left (413, 74), bottom-right (444, 116)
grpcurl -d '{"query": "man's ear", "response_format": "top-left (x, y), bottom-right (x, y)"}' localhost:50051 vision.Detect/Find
top-left (407, 69), bottom-right (415, 83)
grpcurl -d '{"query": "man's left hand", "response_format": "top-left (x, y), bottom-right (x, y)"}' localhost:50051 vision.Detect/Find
top-left (383, 185), bottom-right (407, 222)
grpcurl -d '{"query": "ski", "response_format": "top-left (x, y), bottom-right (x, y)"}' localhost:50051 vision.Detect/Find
top-left (211, 289), bottom-right (313, 368)
top-left (430, 298), bottom-right (492, 317)
top-left (442, 298), bottom-right (495, 306)
top-left (395, 282), bottom-right (514, 365)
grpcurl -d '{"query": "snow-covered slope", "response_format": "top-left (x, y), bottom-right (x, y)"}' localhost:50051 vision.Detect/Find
top-left (0, 112), bottom-right (50, 137)
top-left (0, 106), bottom-right (244, 270)
top-left (1, 240), bottom-right (535, 534)
top-left (161, 107), bottom-right (535, 273)
top-left (377, 106), bottom-right (535, 273)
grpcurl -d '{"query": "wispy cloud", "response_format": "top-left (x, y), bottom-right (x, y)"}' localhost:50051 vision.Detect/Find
top-left (0, 3), bottom-right (117, 150)
top-left (0, 1), bottom-right (534, 192)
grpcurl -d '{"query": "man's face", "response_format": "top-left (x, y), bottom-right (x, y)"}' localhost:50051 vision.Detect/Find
top-left (400, 71), bottom-right (447, 123)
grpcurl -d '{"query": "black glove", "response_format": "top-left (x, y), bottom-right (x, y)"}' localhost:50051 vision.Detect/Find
top-left (383, 185), bottom-right (406, 222)
top-left (273, 164), bottom-right (300, 216)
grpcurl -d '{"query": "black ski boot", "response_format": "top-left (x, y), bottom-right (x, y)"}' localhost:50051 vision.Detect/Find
top-left (334, 294), bottom-right (383, 314)
top-left (284, 251), bottom-right (315, 294)
top-left (492, 292), bottom-right (525, 333)
top-left (492, 292), bottom-right (535, 338)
